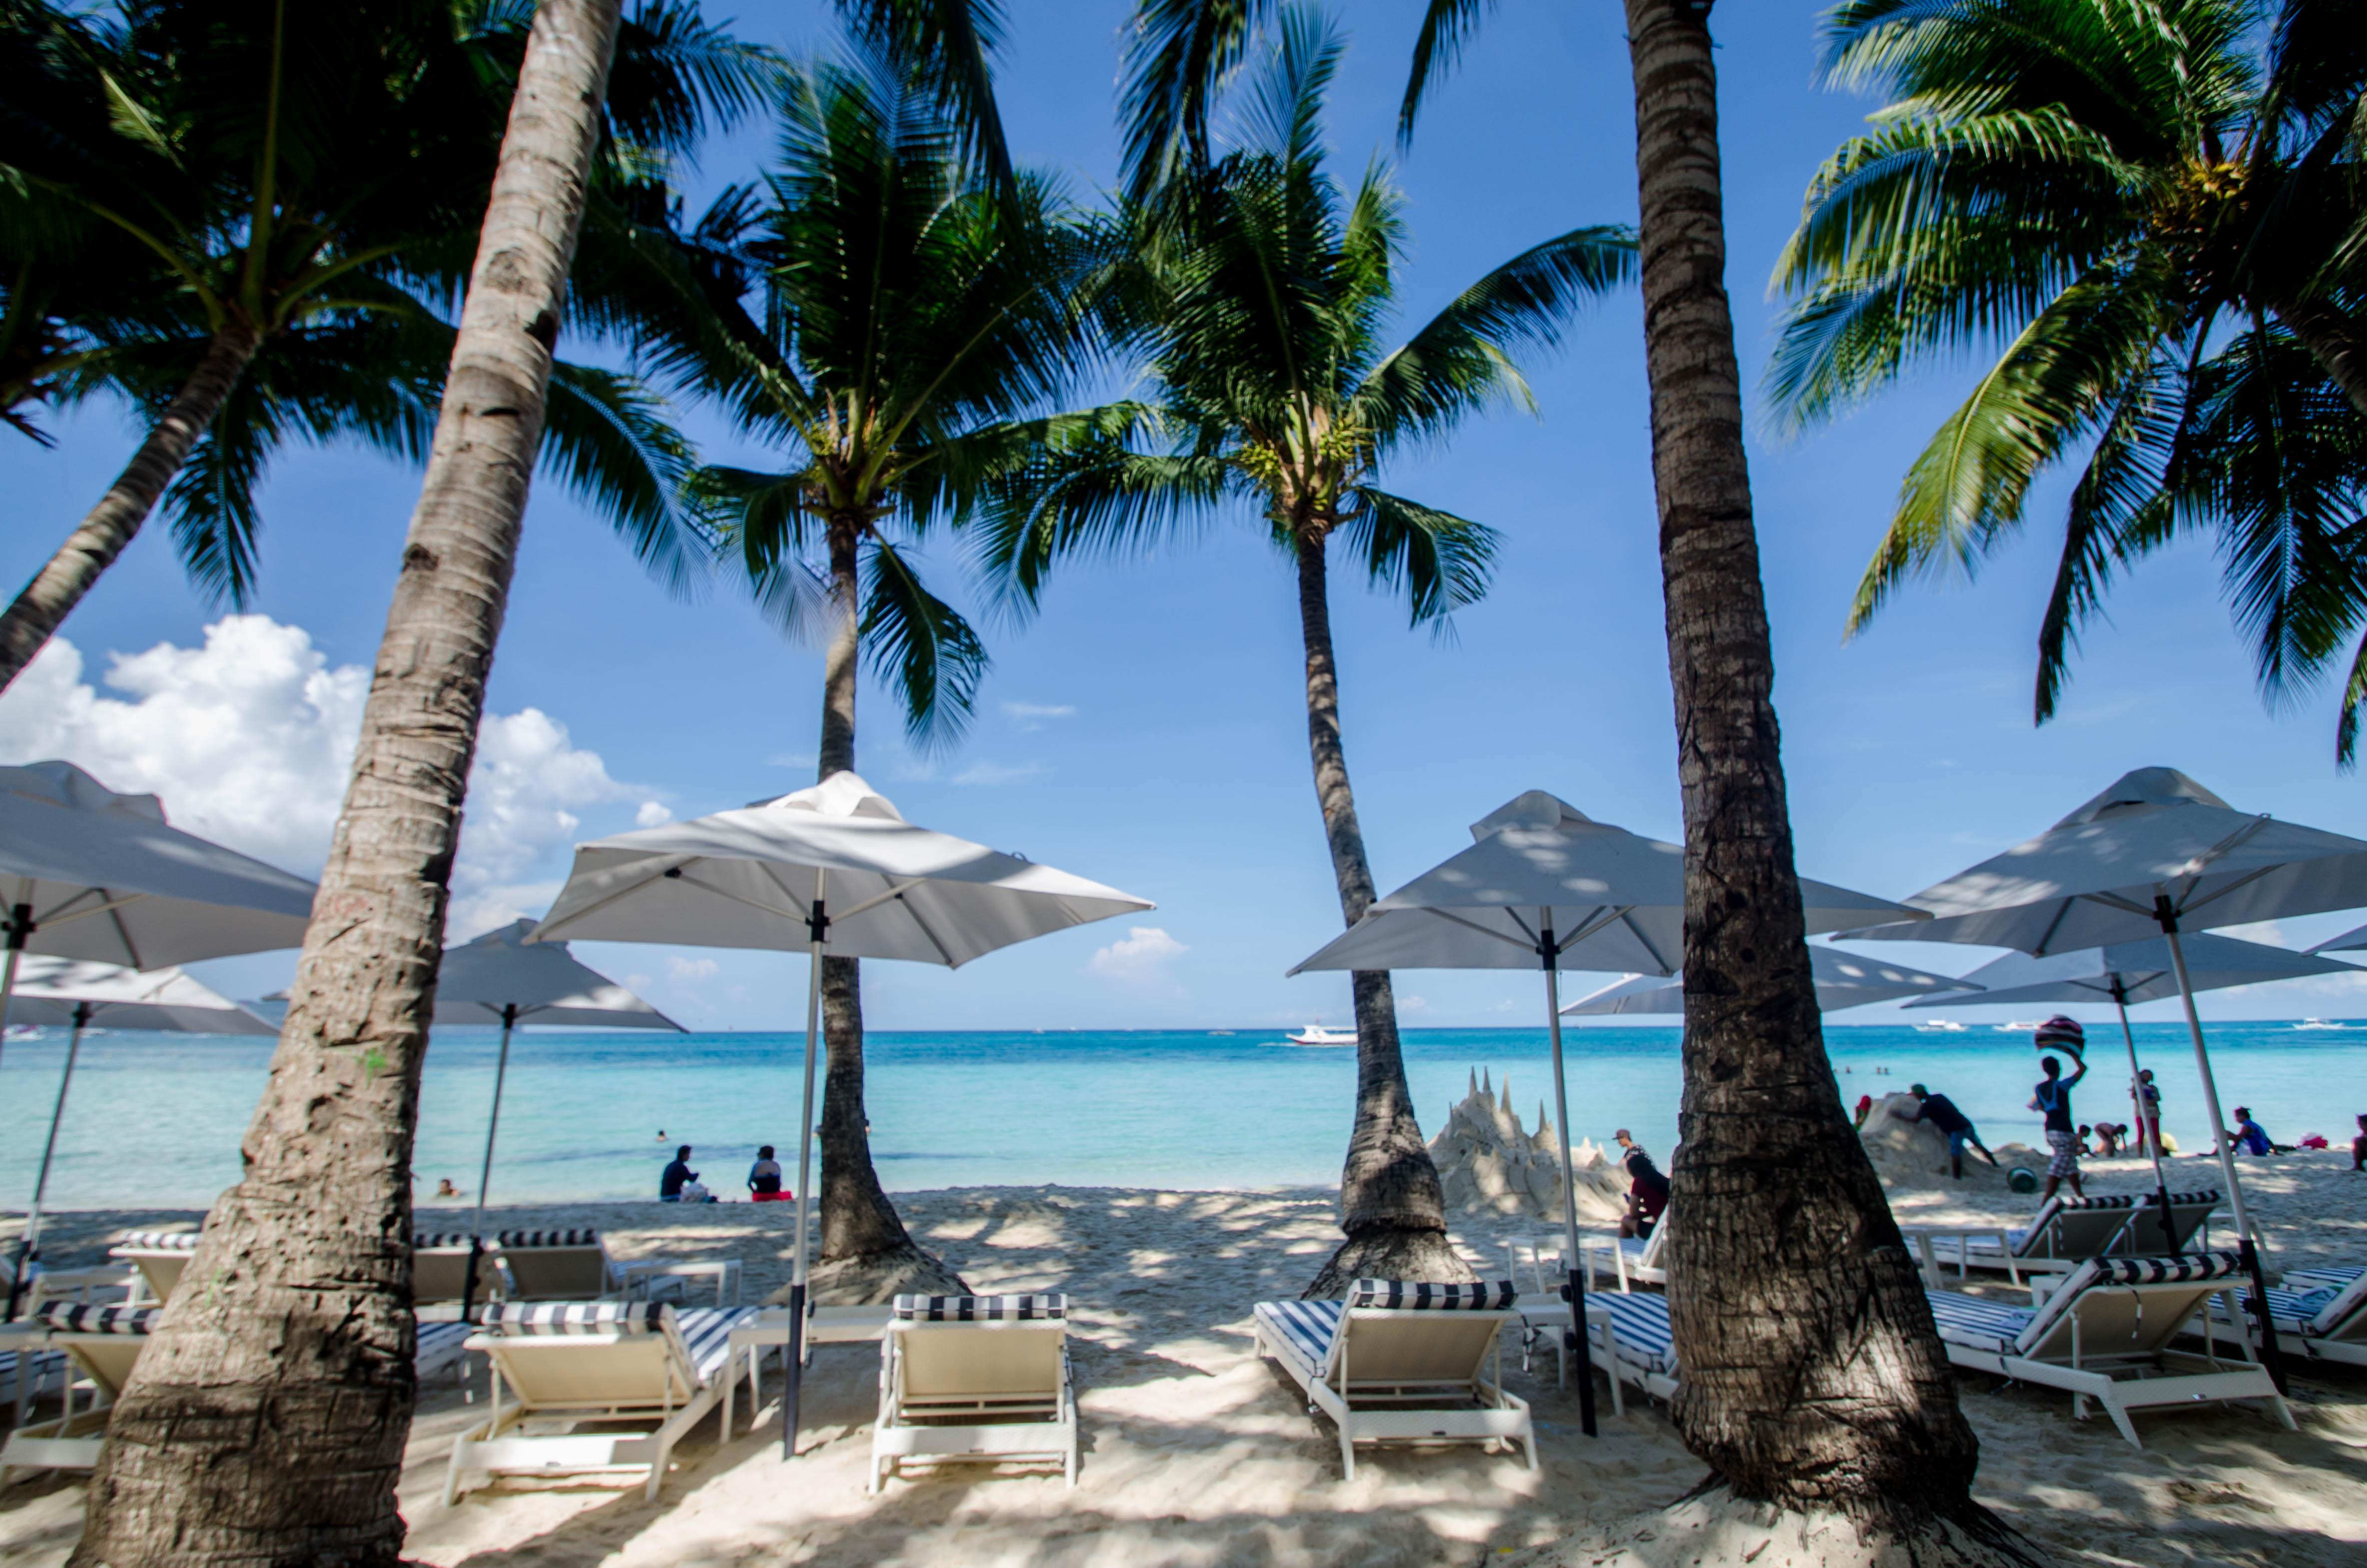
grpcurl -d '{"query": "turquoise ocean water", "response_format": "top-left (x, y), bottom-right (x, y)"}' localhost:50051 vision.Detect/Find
top-left (1, 1023), bottom-right (2362, 1210)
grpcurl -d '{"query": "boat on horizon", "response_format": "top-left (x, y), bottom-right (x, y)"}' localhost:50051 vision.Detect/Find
top-left (1287, 1024), bottom-right (1358, 1046)
top-left (2294, 1018), bottom-right (2349, 1030)
top-left (1913, 1019), bottom-right (1968, 1034)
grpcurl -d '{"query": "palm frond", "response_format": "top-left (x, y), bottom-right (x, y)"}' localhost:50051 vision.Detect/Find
top-left (1399, 0), bottom-right (1496, 141)
top-left (861, 535), bottom-right (988, 749)
top-left (833, 0), bottom-right (1013, 193)
top-left (1340, 486), bottom-right (1496, 625)
top-left (542, 364), bottom-right (712, 598)
top-left (1120, 0), bottom-right (1270, 200)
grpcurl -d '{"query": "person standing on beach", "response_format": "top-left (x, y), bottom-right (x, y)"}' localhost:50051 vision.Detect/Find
top-left (2030, 1019), bottom-right (2090, 1200)
top-left (2136, 1069), bottom-right (2163, 1157)
top-left (1891, 1084), bottom-right (1996, 1180)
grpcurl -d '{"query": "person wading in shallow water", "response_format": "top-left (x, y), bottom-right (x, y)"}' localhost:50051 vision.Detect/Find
top-left (2030, 1018), bottom-right (2090, 1201)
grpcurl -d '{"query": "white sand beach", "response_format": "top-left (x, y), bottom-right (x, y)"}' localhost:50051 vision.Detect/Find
top-left (4, 1151), bottom-right (2366, 1568)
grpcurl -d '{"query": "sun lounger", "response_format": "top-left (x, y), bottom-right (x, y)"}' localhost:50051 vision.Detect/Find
top-left (1924, 1251), bottom-right (2292, 1448)
top-left (2195, 1262), bottom-right (2367, 1367)
top-left (1903, 1190), bottom-right (2220, 1287)
top-left (444, 1300), bottom-right (756, 1502)
top-left (0, 1250), bottom-right (127, 1317)
top-left (490, 1229), bottom-right (680, 1302)
top-left (412, 1232), bottom-right (513, 1308)
top-left (1579, 1288), bottom-right (1683, 1405)
top-left (1253, 1279), bottom-right (1534, 1480)
top-left (871, 1293), bottom-right (1077, 1492)
top-left (108, 1230), bottom-right (201, 1304)
top-left (1, 1303), bottom-right (475, 1484)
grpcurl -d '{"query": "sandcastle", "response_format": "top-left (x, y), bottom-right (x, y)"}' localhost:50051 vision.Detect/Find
top-left (1427, 1068), bottom-right (1629, 1224)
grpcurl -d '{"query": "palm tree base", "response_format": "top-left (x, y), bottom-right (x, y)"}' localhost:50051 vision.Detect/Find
top-left (1509, 1486), bottom-right (2051, 1568)
top-left (1303, 1222), bottom-right (1475, 1298)
top-left (781, 1243), bottom-right (973, 1306)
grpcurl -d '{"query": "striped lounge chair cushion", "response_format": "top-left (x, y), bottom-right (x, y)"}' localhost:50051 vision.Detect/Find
top-left (891, 1293), bottom-right (1066, 1321)
top-left (1347, 1279), bottom-right (1515, 1310)
top-left (2213, 1264), bottom-right (2367, 1337)
top-left (494, 1229), bottom-right (599, 1248)
top-left (2083, 1251), bottom-right (2245, 1286)
top-left (675, 1306), bottom-right (758, 1382)
top-left (111, 1230), bottom-right (199, 1253)
top-left (1924, 1291), bottom-right (2036, 1356)
top-left (1591, 1290), bottom-right (1679, 1378)
top-left (481, 1300), bottom-right (668, 1334)
top-left (2280, 1265), bottom-right (2364, 1295)
top-left (2218, 1287), bottom-right (2343, 1337)
top-left (34, 1302), bottom-right (162, 1335)
top-left (1255, 1298), bottom-right (1344, 1372)
top-left (413, 1232), bottom-right (482, 1250)
top-left (415, 1320), bottom-right (475, 1377)
top-left (0, 1347), bottom-right (67, 1394)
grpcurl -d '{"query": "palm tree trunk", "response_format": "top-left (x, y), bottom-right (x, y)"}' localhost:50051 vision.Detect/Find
top-left (1622, 0), bottom-right (2018, 1552)
top-left (70, 6), bottom-right (622, 1563)
top-left (808, 520), bottom-right (965, 1300)
top-left (1293, 526), bottom-right (1469, 1297)
top-left (0, 322), bottom-right (259, 694)
top-left (2274, 296), bottom-right (2367, 418)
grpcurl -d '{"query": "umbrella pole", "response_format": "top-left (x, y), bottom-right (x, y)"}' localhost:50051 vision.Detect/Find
top-left (0, 889), bottom-right (33, 1073)
top-left (785, 876), bottom-right (827, 1460)
top-left (2158, 913), bottom-right (2284, 1391)
top-left (1539, 914), bottom-right (1598, 1437)
top-left (462, 1004), bottom-right (519, 1319)
top-left (2109, 985), bottom-right (2174, 1247)
top-left (5, 1002), bottom-right (87, 1320)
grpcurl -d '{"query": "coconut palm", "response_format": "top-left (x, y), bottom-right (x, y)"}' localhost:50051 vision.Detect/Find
top-left (614, 45), bottom-right (1094, 1299)
top-left (1393, 0), bottom-right (2022, 1551)
top-left (1769, 0), bottom-right (2367, 754)
top-left (76, 4), bottom-right (628, 1561)
top-left (0, 0), bottom-right (778, 689)
top-left (992, 5), bottom-right (1631, 1293)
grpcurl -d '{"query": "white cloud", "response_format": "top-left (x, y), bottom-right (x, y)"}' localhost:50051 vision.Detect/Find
top-left (635, 800), bottom-right (674, 828)
top-left (1088, 926), bottom-right (1188, 987)
top-left (952, 760), bottom-right (1041, 786)
top-left (1398, 994), bottom-right (1429, 1013)
top-left (0, 616), bottom-right (660, 939)
top-left (1002, 701), bottom-right (1076, 733)
top-left (668, 957), bottom-right (720, 983)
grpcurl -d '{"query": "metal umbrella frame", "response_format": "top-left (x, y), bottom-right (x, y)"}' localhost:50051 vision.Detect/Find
top-left (2, 958), bottom-right (273, 1317)
top-left (531, 772), bottom-right (1153, 1457)
top-left (1290, 791), bottom-right (1927, 1438)
top-left (1846, 766), bottom-right (2367, 1389)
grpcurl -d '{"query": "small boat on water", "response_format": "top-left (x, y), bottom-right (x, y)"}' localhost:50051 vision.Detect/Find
top-left (1913, 1020), bottom-right (1968, 1034)
top-left (2294, 1018), bottom-right (2349, 1030)
top-left (1993, 1020), bottom-right (2045, 1033)
top-left (1287, 1024), bottom-right (1358, 1046)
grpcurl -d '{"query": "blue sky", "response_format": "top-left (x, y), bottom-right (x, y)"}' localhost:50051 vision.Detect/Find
top-left (5, 0), bottom-right (2366, 1031)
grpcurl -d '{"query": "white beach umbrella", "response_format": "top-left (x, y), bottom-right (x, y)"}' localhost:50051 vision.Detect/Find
top-left (1287, 790), bottom-right (1927, 1436)
top-left (257, 918), bottom-right (682, 1308)
top-left (1561, 945), bottom-right (1974, 1017)
top-left (530, 770), bottom-right (1154, 1454)
top-left (3, 958), bottom-right (272, 1316)
top-left (1903, 934), bottom-right (2353, 1219)
top-left (1845, 766), bottom-right (2367, 1385)
top-left (2305, 921), bottom-right (2367, 955)
top-left (0, 761), bottom-right (317, 1069)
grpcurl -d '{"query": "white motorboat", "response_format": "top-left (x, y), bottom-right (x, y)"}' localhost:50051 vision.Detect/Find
top-left (1913, 1019), bottom-right (1968, 1034)
top-left (1287, 1024), bottom-right (1359, 1046)
top-left (2294, 1018), bottom-right (2348, 1030)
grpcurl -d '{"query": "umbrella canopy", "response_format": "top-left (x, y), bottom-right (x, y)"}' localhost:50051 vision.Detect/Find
top-left (1288, 791), bottom-right (1925, 977)
top-left (532, 772), bottom-right (1151, 964)
top-left (1841, 768), bottom-right (2367, 952)
top-left (1899, 933), bottom-right (2352, 1010)
top-left (529, 770), bottom-right (1153, 1456)
top-left (2306, 921), bottom-right (2367, 955)
top-left (0, 760), bottom-right (317, 969)
top-left (1563, 945), bottom-right (1975, 1017)
top-left (6, 957), bottom-right (276, 1034)
top-left (253, 919), bottom-right (684, 1031)
top-left (5, 957), bottom-right (269, 1316)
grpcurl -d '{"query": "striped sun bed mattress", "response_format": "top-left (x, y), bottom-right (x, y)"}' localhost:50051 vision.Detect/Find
top-left (2198, 1262), bottom-right (2367, 1364)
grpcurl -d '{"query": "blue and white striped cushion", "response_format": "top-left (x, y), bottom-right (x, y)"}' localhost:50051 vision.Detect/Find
top-left (675, 1306), bottom-right (758, 1382)
top-left (415, 1320), bottom-right (474, 1374)
top-left (111, 1230), bottom-right (199, 1252)
top-left (2280, 1265), bottom-right (2363, 1294)
top-left (494, 1229), bottom-right (599, 1249)
top-left (2083, 1251), bottom-right (2244, 1286)
top-left (1347, 1279), bottom-right (1514, 1310)
top-left (34, 1302), bottom-right (161, 1335)
top-left (1591, 1290), bottom-right (1678, 1377)
top-left (1255, 1299), bottom-right (1343, 1373)
top-left (413, 1232), bottom-right (481, 1250)
top-left (0, 1348), bottom-right (67, 1393)
top-left (891, 1293), bottom-right (1066, 1321)
top-left (2214, 1287), bottom-right (2342, 1337)
top-left (483, 1300), bottom-right (667, 1335)
top-left (1924, 1290), bottom-right (2035, 1355)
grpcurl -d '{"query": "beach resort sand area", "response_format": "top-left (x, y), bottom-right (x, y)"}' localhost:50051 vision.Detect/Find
top-left (5, 1152), bottom-right (2366, 1568)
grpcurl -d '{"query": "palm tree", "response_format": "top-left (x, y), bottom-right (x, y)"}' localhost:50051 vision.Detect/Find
top-left (74, 3), bottom-right (629, 1562)
top-left (993, 5), bottom-right (1631, 1294)
top-left (1769, 0), bottom-right (2367, 755)
top-left (0, 0), bottom-right (777, 689)
top-left (1395, 0), bottom-right (2023, 1552)
top-left (619, 45), bottom-right (1095, 1299)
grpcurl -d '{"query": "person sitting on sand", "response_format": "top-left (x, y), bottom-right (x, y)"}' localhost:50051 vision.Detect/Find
top-left (1892, 1084), bottom-right (1997, 1180)
top-left (2353, 1113), bottom-right (2366, 1172)
top-left (2030, 1024), bottom-right (2090, 1201)
top-left (2226, 1107), bottom-right (2273, 1156)
top-left (748, 1145), bottom-right (785, 1200)
top-left (1612, 1129), bottom-right (1670, 1239)
top-left (660, 1144), bottom-right (699, 1202)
